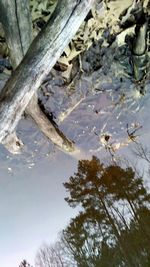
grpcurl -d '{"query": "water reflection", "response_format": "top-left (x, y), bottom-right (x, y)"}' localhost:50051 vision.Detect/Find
top-left (36, 155), bottom-right (150, 267)
top-left (0, 2), bottom-right (149, 266)
top-left (63, 156), bottom-right (150, 267)
top-left (0, 140), bottom-right (79, 267)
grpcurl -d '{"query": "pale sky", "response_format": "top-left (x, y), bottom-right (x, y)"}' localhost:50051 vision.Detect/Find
top-left (1, 139), bottom-right (149, 267)
top-left (0, 142), bottom-right (78, 267)
top-left (1, 82), bottom-right (150, 267)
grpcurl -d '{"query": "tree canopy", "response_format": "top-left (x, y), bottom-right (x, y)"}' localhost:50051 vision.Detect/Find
top-left (62, 156), bottom-right (150, 267)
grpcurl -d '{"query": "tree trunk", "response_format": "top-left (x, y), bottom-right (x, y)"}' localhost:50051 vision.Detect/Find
top-left (0, 0), bottom-right (95, 152)
top-left (0, 0), bottom-right (75, 153)
top-left (0, 0), bottom-right (32, 67)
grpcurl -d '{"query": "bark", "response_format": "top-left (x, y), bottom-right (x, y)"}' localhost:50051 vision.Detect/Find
top-left (0, 0), bottom-right (32, 67)
top-left (0, 0), bottom-right (95, 151)
top-left (26, 95), bottom-right (74, 152)
top-left (0, 0), bottom-right (76, 153)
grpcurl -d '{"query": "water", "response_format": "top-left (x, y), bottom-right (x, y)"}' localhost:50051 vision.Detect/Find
top-left (0, 122), bottom-right (79, 266)
top-left (1, 35), bottom-right (150, 267)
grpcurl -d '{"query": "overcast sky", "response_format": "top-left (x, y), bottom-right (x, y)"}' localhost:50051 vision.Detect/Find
top-left (0, 147), bottom-right (79, 267)
top-left (1, 88), bottom-right (150, 267)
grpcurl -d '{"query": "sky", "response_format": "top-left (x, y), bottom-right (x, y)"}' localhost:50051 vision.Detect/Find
top-left (1, 135), bottom-right (149, 267)
top-left (0, 78), bottom-right (150, 267)
top-left (0, 144), bottom-right (79, 267)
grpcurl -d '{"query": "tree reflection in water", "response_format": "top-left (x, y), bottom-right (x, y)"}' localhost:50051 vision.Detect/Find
top-left (62, 156), bottom-right (150, 267)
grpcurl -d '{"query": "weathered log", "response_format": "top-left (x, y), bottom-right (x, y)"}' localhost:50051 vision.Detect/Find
top-left (0, 0), bottom-right (75, 153)
top-left (0, 73), bottom-right (75, 153)
top-left (0, 0), bottom-right (32, 67)
top-left (26, 95), bottom-right (74, 152)
top-left (0, 0), bottom-right (95, 149)
top-left (0, 0), bottom-right (33, 153)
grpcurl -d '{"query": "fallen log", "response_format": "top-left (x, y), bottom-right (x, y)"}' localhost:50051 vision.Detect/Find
top-left (0, 0), bottom-right (75, 153)
top-left (0, 0), bottom-right (95, 152)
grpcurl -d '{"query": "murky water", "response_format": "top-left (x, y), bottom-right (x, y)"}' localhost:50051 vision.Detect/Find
top-left (1, 31), bottom-right (150, 267)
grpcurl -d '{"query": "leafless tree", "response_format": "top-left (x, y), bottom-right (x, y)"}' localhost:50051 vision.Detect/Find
top-left (35, 240), bottom-right (76, 267)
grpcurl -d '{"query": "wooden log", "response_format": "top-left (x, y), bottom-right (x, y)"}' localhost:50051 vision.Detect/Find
top-left (0, 0), bottom-right (32, 67)
top-left (0, 0), bottom-right (75, 153)
top-left (0, 0), bottom-right (95, 148)
top-left (0, 0), bottom-right (33, 153)
top-left (26, 95), bottom-right (74, 152)
top-left (0, 73), bottom-right (75, 153)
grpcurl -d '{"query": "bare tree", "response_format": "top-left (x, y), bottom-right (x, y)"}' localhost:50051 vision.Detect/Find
top-left (35, 241), bottom-right (76, 267)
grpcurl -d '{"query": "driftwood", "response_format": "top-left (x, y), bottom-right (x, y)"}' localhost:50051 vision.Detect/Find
top-left (0, 0), bottom-right (75, 153)
top-left (0, 0), bottom-right (95, 152)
